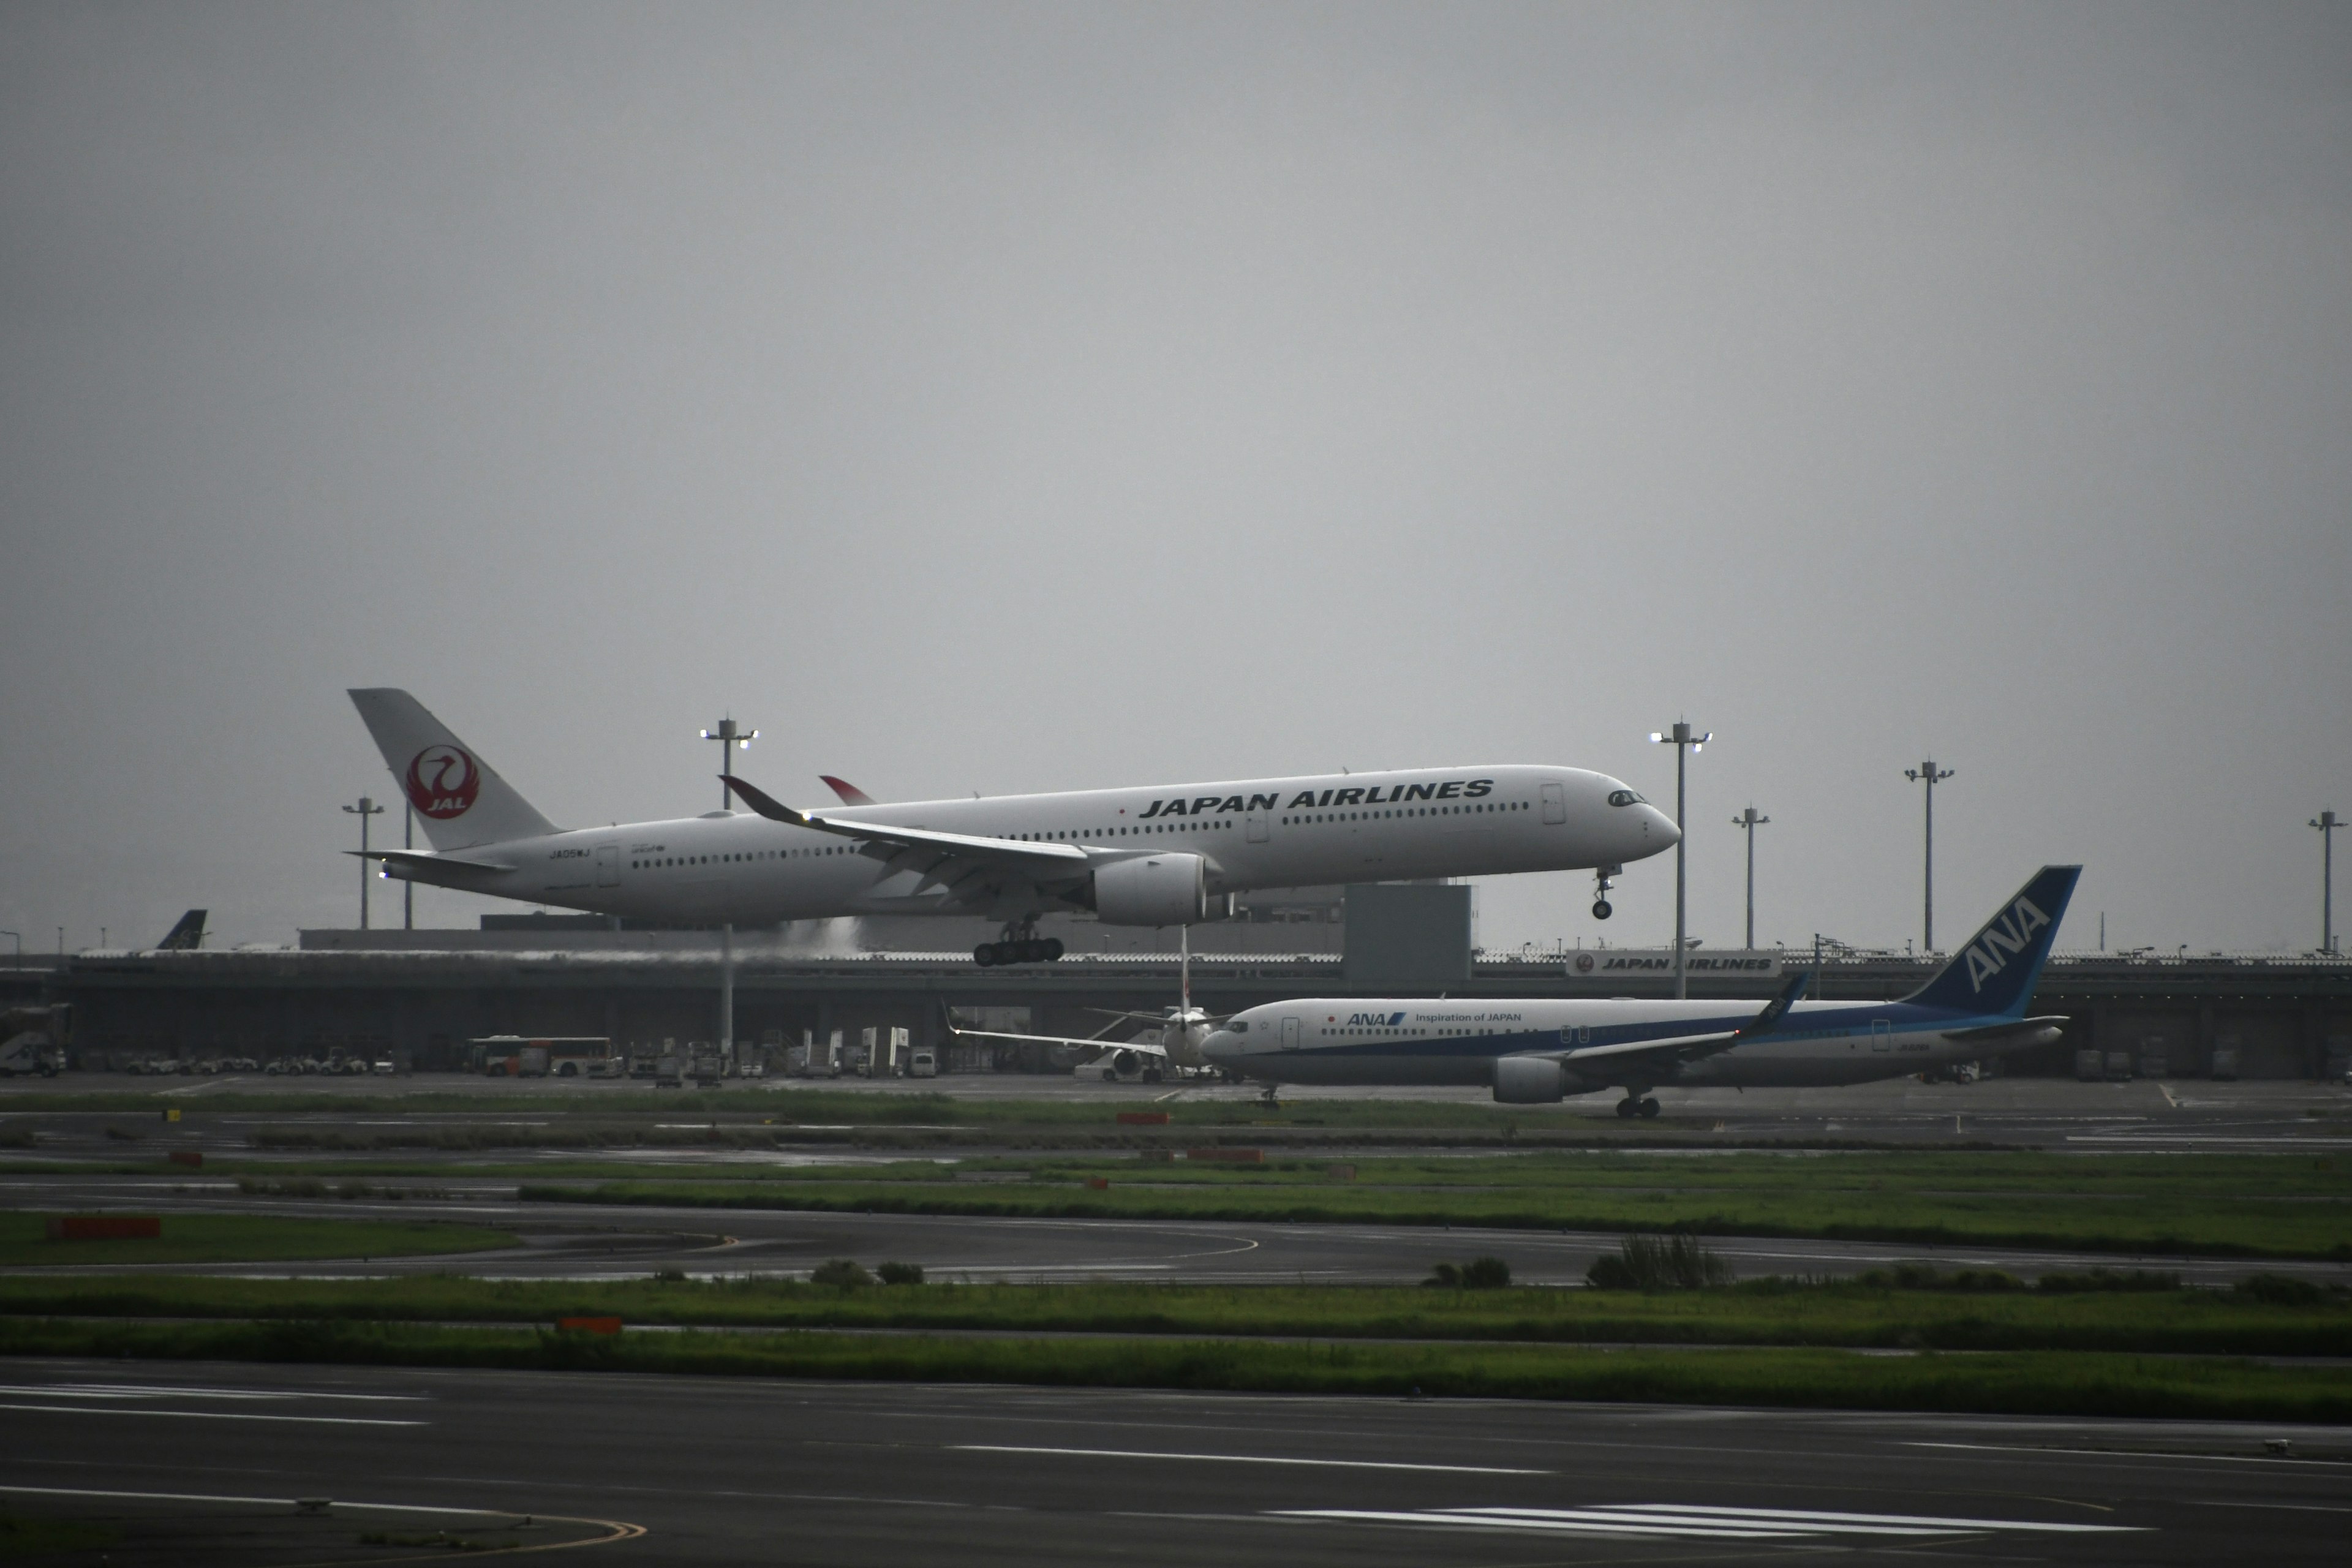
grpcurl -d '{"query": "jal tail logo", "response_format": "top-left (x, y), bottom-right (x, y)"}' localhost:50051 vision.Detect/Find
top-left (404, 745), bottom-right (481, 820)
top-left (1963, 896), bottom-right (2051, 992)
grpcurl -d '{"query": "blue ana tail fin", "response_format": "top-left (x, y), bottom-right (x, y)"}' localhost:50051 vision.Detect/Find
top-left (1903, 866), bottom-right (2081, 1017)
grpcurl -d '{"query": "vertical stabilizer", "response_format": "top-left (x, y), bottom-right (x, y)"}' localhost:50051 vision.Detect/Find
top-left (154, 910), bottom-right (206, 951)
top-left (1902, 865), bottom-right (2080, 1017)
top-left (347, 689), bottom-right (560, 851)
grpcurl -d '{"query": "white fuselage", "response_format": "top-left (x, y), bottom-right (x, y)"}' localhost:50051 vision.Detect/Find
top-left (385, 764), bottom-right (1675, 927)
top-left (1204, 995), bottom-right (2041, 1093)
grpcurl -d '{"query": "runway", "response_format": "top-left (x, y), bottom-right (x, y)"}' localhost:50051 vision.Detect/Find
top-left (0, 1355), bottom-right (2343, 1564)
top-left (9, 1177), bottom-right (2351, 1288)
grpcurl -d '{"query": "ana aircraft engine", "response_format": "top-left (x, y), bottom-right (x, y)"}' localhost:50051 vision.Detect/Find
top-left (1093, 853), bottom-right (1208, 927)
top-left (1493, 1055), bottom-right (1583, 1104)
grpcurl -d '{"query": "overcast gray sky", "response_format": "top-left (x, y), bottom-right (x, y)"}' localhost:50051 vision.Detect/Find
top-left (2, 2), bottom-right (2346, 957)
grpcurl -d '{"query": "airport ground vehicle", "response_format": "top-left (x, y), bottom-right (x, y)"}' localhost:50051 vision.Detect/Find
top-left (0, 1006), bottom-right (68, 1077)
top-left (349, 687), bottom-right (1673, 968)
top-left (1205, 867), bottom-right (2082, 1116)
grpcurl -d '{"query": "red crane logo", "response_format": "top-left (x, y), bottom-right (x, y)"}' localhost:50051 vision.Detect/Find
top-left (404, 745), bottom-right (481, 820)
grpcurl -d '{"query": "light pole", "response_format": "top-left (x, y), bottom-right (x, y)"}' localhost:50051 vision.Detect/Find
top-left (1649, 720), bottom-right (1709, 998)
top-left (343, 796), bottom-right (385, 930)
top-left (701, 717), bottom-right (759, 809)
top-left (1732, 806), bottom-right (1769, 949)
top-left (1904, 758), bottom-right (1955, 951)
top-left (2314, 810), bottom-right (2342, 956)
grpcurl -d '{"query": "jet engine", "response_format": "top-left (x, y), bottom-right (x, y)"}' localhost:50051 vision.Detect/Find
top-left (1093, 853), bottom-right (1207, 927)
top-left (1493, 1055), bottom-right (1574, 1104)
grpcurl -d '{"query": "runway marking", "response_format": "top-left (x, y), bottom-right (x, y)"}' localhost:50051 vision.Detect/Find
top-left (0, 1382), bottom-right (423, 1404)
top-left (1273, 1502), bottom-right (2144, 1540)
top-left (952, 1444), bottom-right (1545, 1475)
top-left (0, 1400), bottom-right (424, 1427)
top-left (1907, 1439), bottom-right (2322, 1466)
top-left (0, 1483), bottom-right (647, 1553)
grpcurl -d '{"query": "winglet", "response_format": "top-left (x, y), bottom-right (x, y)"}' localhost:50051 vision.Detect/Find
top-left (821, 775), bottom-right (876, 806)
top-left (1734, 970), bottom-right (1810, 1039)
top-left (722, 775), bottom-right (816, 827)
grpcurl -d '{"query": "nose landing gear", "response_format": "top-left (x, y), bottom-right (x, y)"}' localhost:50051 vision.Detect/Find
top-left (1592, 864), bottom-right (1620, 921)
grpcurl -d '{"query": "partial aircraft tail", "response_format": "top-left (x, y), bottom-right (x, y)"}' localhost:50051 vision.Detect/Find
top-left (154, 910), bottom-right (206, 951)
top-left (347, 689), bottom-right (560, 851)
top-left (1901, 865), bottom-right (2081, 1017)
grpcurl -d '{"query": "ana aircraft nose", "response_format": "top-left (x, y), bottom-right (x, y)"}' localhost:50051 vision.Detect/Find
top-left (1649, 805), bottom-right (1681, 849)
top-left (1201, 1029), bottom-right (1242, 1065)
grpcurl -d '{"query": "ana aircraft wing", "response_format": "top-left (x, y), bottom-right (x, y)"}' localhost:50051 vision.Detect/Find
top-left (1556, 971), bottom-right (1813, 1071)
top-left (726, 772), bottom-right (1091, 912)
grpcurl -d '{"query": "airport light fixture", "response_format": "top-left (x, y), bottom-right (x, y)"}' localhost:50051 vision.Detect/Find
top-left (2314, 810), bottom-right (2342, 956)
top-left (1904, 758), bottom-right (1956, 951)
top-left (1649, 721), bottom-right (1709, 998)
top-left (343, 796), bottom-right (385, 931)
top-left (1732, 806), bottom-right (1770, 950)
top-left (701, 717), bottom-right (759, 809)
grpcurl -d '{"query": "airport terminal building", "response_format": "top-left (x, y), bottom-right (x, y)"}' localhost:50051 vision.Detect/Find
top-left (11, 886), bottom-right (2350, 1080)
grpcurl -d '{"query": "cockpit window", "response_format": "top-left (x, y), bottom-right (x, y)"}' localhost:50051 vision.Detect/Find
top-left (1607, 789), bottom-right (1646, 807)
top-left (1230, 1021), bottom-right (1248, 1033)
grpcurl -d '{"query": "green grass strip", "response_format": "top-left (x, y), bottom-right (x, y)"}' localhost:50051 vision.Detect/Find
top-left (1, 1315), bottom-right (2345, 1423)
top-left (2, 1276), bottom-right (2343, 1357)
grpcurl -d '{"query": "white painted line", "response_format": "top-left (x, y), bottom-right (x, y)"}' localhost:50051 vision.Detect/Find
top-left (0, 1400), bottom-right (423, 1427)
top-left (1907, 1439), bottom-right (2313, 1468)
top-left (1605, 1502), bottom-right (2139, 1533)
top-left (1274, 1509), bottom-right (1787, 1538)
top-left (952, 1444), bottom-right (1545, 1476)
top-left (0, 1382), bottom-right (423, 1404)
top-left (0, 1483), bottom-right (601, 1522)
top-left (1461, 1507), bottom-right (1956, 1536)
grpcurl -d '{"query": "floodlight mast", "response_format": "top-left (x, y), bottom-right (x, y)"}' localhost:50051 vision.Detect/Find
top-left (1904, 759), bottom-right (1956, 951)
top-left (1732, 806), bottom-right (1769, 949)
top-left (342, 796), bottom-right (385, 930)
top-left (2314, 811), bottom-right (2342, 956)
top-left (701, 717), bottom-right (759, 809)
top-left (1648, 721), bottom-right (1709, 998)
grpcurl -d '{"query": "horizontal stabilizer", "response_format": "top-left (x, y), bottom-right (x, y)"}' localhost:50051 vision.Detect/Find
top-left (1941, 1016), bottom-right (2069, 1046)
top-left (353, 848), bottom-right (514, 875)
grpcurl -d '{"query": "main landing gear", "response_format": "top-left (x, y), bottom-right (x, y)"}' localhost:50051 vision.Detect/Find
top-left (1592, 863), bottom-right (1620, 921)
top-left (1614, 1094), bottom-right (1661, 1120)
top-left (974, 923), bottom-right (1064, 967)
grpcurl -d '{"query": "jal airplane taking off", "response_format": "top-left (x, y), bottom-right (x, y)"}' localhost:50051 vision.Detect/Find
top-left (349, 689), bottom-right (1678, 966)
top-left (1200, 866), bottom-right (2081, 1115)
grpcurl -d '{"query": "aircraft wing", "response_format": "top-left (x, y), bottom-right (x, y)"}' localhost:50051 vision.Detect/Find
top-left (725, 773), bottom-right (1091, 911)
top-left (1940, 1016), bottom-right (2068, 1046)
top-left (943, 1021), bottom-right (1170, 1059)
top-left (1556, 972), bottom-right (1812, 1071)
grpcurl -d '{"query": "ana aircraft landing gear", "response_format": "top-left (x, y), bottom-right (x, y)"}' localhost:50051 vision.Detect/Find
top-left (1591, 864), bottom-right (1619, 921)
top-left (974, 925), bottom-right (1065, 967)
top-left (1614, 1091), bottom-right (1660, 1119)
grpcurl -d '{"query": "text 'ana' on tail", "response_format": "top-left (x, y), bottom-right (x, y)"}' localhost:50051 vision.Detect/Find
top-left (1903, 865), bottom-right (2081, 1017)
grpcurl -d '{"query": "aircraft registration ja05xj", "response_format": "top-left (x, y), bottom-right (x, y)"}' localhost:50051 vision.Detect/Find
top-left (1202, 866), bottom-right (2082, 1115)
top-left (349, 689), bottom-right (1677, 967)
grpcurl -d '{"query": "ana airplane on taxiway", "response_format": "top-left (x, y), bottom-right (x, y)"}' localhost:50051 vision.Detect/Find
top-left (349, 688), bottom-right (1677, 967)
top-left (1200, 865), bottom-right (2082, 1115)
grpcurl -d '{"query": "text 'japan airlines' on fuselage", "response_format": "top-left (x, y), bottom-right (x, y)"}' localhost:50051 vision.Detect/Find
top-left (347, 688), bottom-right (1678, 967)
top-left (1201, 866), bottom-right (2082, 1117)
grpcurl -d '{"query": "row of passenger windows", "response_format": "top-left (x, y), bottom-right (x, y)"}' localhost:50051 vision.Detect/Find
top-left (632, 846), bottom-right (850, 870)
top-left (1014, 821), bottom-right (1235, 842)
top-left (1284, 801), bottom-right (1524, 826)
top-left (1319, 1024), bottom-right (1502, 1036)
